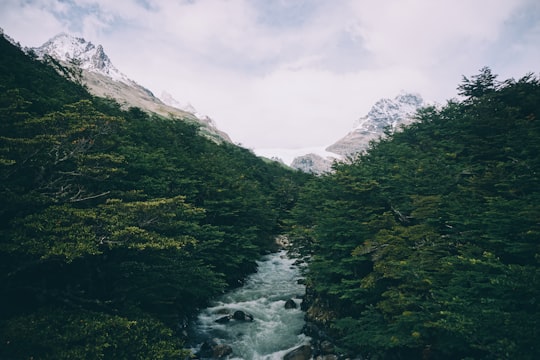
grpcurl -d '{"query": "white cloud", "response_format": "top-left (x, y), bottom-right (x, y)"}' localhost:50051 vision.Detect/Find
top-left (0, 0), bottom-right (67, 46)
top-left (1, 0), bottom-right (539, 150)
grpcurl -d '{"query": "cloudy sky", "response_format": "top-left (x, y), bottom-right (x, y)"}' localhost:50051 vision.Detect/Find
top-left (1, 0), bottom-right (539, 155)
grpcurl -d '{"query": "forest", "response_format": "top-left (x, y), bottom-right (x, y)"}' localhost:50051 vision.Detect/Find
top-left (291, 68), bottom-right (540, 359)
top-left (0, 35), bottom-right (309, 358)
top-left (1, 31), bottom-right (539, 360)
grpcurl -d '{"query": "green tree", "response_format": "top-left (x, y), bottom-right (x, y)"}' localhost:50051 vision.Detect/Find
top-left (293, 69), bottom-right (540, 359)
top-left (1, 32), bottom-right (306, 358)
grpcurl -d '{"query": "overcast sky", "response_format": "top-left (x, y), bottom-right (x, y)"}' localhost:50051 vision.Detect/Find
top-left (2, 0), bottom-right (539, 152)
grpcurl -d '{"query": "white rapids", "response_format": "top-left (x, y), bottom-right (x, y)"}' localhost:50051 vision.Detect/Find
top-left (190, 250), bottom-right (310, 359)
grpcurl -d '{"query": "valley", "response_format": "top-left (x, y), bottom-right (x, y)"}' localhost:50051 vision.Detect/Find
top-left (1, 29), bottom-right (539, 360)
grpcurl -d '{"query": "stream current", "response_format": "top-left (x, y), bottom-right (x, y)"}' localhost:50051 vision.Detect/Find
top-left (190, 250), bottom-right (310, 359)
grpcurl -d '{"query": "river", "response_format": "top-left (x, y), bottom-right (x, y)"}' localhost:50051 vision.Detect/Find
top-left (190, 250), bottom-right (310, 359)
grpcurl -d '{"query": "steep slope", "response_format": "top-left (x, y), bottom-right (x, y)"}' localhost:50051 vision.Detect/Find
top-left (326, 92), bottom-right (423, 156)
top-left (32, 33), bottom-right (231, 143)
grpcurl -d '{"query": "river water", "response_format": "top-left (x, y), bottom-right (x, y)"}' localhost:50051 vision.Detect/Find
top-left (190, 250), bottom-right (310, 359)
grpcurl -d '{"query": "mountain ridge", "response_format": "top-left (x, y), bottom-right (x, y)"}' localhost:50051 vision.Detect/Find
top-left (31, 33), bottom-right (231, 143)
top-left (326, 91), bottom-right (424, 156)
top-left (28, 31), bottom-right (424, 166)
top-left (34, 33), bottom-right (132, 84)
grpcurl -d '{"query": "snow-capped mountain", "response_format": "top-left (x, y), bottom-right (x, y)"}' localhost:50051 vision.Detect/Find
top-left (326, 92), bottom-right (423, 156)
top-left (32, 33), bottom-right (231, 143)
top-left (34, 33), bottom-right (131, 84)
top-left (290, 92), bottom-right (424, 173)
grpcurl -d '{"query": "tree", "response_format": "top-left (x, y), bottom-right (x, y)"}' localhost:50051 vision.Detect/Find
top-left (293, 69), bottom-right (540, 359)
top-left (457, 66), bottom-right (499, 100)
top-left (1, 33), bottom-right (306, 358)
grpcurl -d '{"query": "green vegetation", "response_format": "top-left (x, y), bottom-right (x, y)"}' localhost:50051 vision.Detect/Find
top-left (291, 67), bottom-right (540, 359)
top-left (0, 35), bottom-right (309, 358)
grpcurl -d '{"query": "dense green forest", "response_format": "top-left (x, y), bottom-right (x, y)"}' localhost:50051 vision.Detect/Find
top-left (291, 68), bottom-right (540, 359)
top-left (0, 35), bottom-right (309, 358)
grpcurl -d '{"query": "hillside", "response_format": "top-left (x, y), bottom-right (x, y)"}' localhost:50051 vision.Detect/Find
top-left (0, 33), bottom-right (309, 359)
top-left (31, 32), bottom-right (231, 143)
top-left (291, 68), bottom-right (540, 359)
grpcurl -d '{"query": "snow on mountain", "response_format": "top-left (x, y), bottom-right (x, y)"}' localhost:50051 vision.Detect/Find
top-left (33, 33), bottom-right (231, 143)
top-left (29, 31), bottom-right (423, 167)
top-left (34, 33), bottom-right (131, 84)
top-left (352, 92), bottom-right (423, 131)
top-left (326, 92), bottom-right (424, 156)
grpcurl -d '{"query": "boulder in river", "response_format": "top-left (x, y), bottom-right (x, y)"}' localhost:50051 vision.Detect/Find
top-left (192, 251), bottom-right (307, 358)
top-left (275, 234), bottom-right (290, 248)
top-left (215, 315), bottom-right (231, 324)
top-left (232, 310), bottom-right (254, 321)
top-left (284, 299), bottom-right (298, 309)
top-left (212, 344), bottom-right (233, 358)
top-left (197, 340), bottom-right (233, 359)
top-left (283, 344), bottom-right (312, 360)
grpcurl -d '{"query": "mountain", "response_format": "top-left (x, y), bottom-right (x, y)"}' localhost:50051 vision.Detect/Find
top-left (290, 92), bottom-right (424, 173)
top-left (34, 33), bottom-right (131, 83)
top-left (326, 92), bottom-right (423, 156)
top-left (290, 153), bottom-right (335, 175)
top-left (32, 33), bottom-right (231, 143)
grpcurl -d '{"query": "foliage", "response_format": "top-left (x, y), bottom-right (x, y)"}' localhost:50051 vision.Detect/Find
top-left (0, 308), bottom-right (188, 359)
top-left (0, 34), bottom-right (309, 357)
top-left (292, 69), bottom-right (540, 359)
